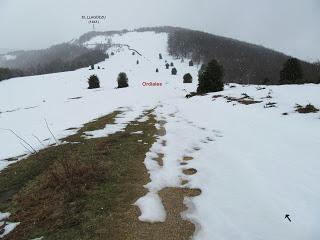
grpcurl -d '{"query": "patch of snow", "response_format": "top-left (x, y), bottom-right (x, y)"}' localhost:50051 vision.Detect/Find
top-left (137, 115), bottom-right (149, 122)
top-left (84, 107), bottom-right (147, 139)
top-left (0, 212), bottom-right (19, 239)
top-left (134, 192), bottom-right (166, 223)
top-left (135, 103), bottom-right (218, 223)
top-left (0, 213), bottom-right (10, 221)
top-left (131, 131), bottom-right (143, 134)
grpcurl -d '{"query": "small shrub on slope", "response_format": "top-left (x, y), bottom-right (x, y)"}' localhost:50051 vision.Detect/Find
top-left (117, 72), bottom-right (129, 88)
top-left (171, 68), bottom-right (177, 75)
top-left (183, 73), bottom-right (193, 83)
top-left (88, 74), bottom-right (100, 89)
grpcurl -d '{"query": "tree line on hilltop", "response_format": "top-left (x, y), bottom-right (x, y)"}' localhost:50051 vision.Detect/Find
top-left (135, 26), bottom-right (319, 85)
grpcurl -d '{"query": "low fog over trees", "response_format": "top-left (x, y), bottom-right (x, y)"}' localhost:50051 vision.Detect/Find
top-left (0, 43), bottom-right (106, 80)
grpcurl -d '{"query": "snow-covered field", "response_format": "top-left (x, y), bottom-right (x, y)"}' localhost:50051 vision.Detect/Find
top-left (1, 31), bottom-right (320, 239)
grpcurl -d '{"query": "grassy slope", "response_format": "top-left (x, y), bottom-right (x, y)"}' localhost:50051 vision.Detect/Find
top-left (0, 110), bottom-right (156, 239)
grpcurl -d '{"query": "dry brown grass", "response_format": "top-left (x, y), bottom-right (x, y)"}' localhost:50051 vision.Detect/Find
top-left (295, 104), bottom-right (319, 114)
top-left (47, 155), bottom-right (109, 199)
top-left (1, 109), bottom-right (200, 240)
top-left (214, 94), bottom-right (263, 105)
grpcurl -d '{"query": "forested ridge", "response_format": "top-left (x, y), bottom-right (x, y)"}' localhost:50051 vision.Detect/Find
top-left (0, 43), bottom-right (106, 81)
top-left (137, 26), bottom-right (320, 84)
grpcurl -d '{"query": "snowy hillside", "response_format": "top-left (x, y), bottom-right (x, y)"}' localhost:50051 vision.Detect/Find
top-left (1, 31), bottom-right (320, 239)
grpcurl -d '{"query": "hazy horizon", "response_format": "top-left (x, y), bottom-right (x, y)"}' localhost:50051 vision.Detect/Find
top-left (0, 0), bottom-right (319, 62)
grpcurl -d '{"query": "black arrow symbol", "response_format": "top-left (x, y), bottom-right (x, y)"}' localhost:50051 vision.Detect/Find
top-left (285, 214), bottom-right (291, 222)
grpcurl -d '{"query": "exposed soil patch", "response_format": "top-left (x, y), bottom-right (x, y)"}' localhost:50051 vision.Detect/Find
top-left (183, 188), bottom-right (202, 197)
top-left (157, 120), bottom-right (167, 137)
top-left (161, 140), bottom-right (167, 147)
top-left (153, 153), bottom-right (164, 167)
top-left (261, 95), bottom-right (272, 100)
top-left (183, 156), bottom-right (194, 162)
top-left (212, 94), bottom-right (262, 105)
top-left (65, 127), bottom-right (78, 131)
top-left (206, 137), bottom-right (214, 142)
top-left (24, 106), bottom-right (38, 110)
top-left (264, 102), bottom-right (277, 108)
top-left (212, 95), bottom-right (223, 99)
top-left (193, 147), bottom-right (201, 151)
top-left (68, 97), bottom-right (83, 100)
top-left (237, 99), bottom-right (262, 105)
top-left (181, 180), bottom-right (189, 185)
top-left (295, 104), bottom-right (319, 114)
top-left (2, 154), bottom-right (26, 162)
top-left (256, 86), bottom-right (266, 91)
top-left (5, 108), bottom-right (20, 113)
top-left (183, 168), bottom-right (197, 176)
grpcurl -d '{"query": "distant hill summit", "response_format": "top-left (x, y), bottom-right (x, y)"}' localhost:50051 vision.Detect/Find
top-left (135, 26), bottom-right (320, 84)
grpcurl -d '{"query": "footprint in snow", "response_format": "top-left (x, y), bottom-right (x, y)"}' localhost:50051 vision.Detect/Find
top-left (183, 168), bottom-right (197, 175)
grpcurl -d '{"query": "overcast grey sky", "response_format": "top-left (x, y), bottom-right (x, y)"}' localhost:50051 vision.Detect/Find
top-left (0, 0), bottom-right (319, 62)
